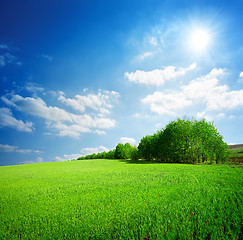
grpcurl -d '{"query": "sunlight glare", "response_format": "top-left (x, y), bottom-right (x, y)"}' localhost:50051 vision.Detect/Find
top-left (190, 29), bottom-right (210, 51)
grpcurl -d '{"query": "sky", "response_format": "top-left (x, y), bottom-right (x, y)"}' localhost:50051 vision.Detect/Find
top-left (0, 0), bottom-right (243, 166)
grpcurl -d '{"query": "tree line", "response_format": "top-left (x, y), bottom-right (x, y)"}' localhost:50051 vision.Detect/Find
top-left (77, 118), bottom-right (230, 164)
top-left (77, 143), bottom-right (138, 161)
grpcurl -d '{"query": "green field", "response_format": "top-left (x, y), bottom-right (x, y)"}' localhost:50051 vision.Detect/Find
top-left (0, 160), bottom-right (242, 239)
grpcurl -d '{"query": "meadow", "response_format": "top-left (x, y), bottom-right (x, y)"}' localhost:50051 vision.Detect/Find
top-left (0, 159), bottom-right (242, 239)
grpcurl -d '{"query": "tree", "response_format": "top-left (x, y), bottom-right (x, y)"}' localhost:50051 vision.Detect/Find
top-left (130, 146), bottom-right (139, 161)
top-left (114, 143), bottom-right (135, 159)
top-left (106, 149), bottom-right (115, 159)
top-left (160, 118), bottom-right (230, 163)
top-left (138, 135), bottom-right (155, 161)
top-left (138, 118), bottom-right (230, 163)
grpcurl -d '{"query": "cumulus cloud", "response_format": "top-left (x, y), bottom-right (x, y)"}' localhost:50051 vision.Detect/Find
top-left (1, 92), bottom-right (117, 138)
top-left (0, 108), bottom-right (34, 132)
top-left (125, 63), bottom-right (196, 86)
top-left (58, 90), bottom-right (120, 114)
top-left (120, 137), bottom-right (136, 145)
top-left (142, 91), bottom-right (192, 116)
top-left (183, 68), bottom-right (243, 111)
top-left (80, 146), bottom-right (109, 155)
top-left (142, 67), bottom-right (243, 116)
top-left (240, 72), bottom-right (243, 78)
top-left (0, 143), bottom-right (43, 154)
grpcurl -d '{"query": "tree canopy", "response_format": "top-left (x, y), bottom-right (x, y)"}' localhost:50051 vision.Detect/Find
top-left (138, 118), bottom-right (230, 163)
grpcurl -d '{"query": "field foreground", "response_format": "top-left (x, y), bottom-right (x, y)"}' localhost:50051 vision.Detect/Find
top-left (0, 160), bottom-right (242, 239)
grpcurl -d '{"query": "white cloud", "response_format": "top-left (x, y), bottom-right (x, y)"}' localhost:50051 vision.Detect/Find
top-left (183, 68), bottom-right (243, 111)
top-left (142, 91), bottom-right (192, 115)
top-left (48, 122), bottom-right (91, 138)
top-left (20, 157), bottom-right (44, 165)
top-left (1, 92), bottom-right (117, 138)
top-left (4, 95), bottom-right (73, 122)
top-left (207, 89), bottom-right (243, 111)
top-left (120, 137), bottom-right (136, 145)
top-left (25, 83), bottom-right (45, 93)
top-left (125, 63), bottom-right (196, 86)
top-left (217, 113), bottom-right (226, 118)
top-left (0, 53), bottom-right (19, 67)
top-left (94, 130), bottom-right (107, 135)
top-left (80, 146), bottom-right (109, 155)
top-left (237, 72), bottom-right (243, 83)
top-left (16, 149), bottom-right (43, 154)
top-left (131, 113), bottom-right (150, 119)
top-left (142, 67), bottom-right (243, 116)
top-left (136, 51), bottom-right (153, 61)
top-left (0, 143), bottom-right (43, 154)
top-left (0, 144), bottom-right (17, 152)
top-left (58, 90), bottom-right (120, 114)
top-left (149, 37), bottom-right (158, 47)
top-left (196, 111), bottom-right (226, 122)
top-left (155, 123), bottom-right (163, 129)
top-left (0, 108), bottom-right (34, 132)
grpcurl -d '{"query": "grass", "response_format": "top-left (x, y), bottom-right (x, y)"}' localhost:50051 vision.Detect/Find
top-left (0, 159), bottom-right (242, 239)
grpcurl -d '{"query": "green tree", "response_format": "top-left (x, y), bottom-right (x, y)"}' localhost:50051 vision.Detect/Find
top-left (138, 118), bottom-right (230, 163)
top-left (106, 149), bottom-right (115, 159)
top-left (138, 135), bottom-right (155, 161)
top-left (115, 143), bottom-right (134, 159)
top-left (157, 118), bottom-right (230, 163)
top-left (130, 145), bottom-right (139, 161)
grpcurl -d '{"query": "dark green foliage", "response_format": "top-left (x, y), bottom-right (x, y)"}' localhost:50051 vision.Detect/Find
top-left (114, 143), bottom-right (126, 159)
top-left (138, 118), bottom-right (230, 163)
top-left (130, 146), bottom-right (139, 161)
top-left (138, 135), bottom-right (155, 161)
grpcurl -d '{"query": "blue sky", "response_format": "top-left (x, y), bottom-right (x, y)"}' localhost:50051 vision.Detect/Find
top-left (1, 0), bottom-right (243, 166)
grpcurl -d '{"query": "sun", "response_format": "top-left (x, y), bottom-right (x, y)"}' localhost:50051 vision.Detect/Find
top-left (190, 29), bottom-right (210, 52)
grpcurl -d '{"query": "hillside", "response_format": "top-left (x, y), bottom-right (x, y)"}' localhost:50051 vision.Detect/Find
top-left (228, 144), bottom-right (243, 149)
